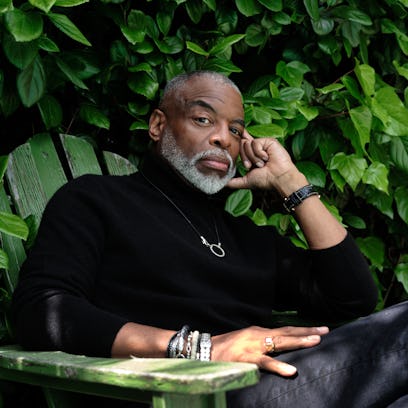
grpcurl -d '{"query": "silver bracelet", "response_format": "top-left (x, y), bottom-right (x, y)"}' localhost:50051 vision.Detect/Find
top-left (191, 330), bottom-right (200, 360)
top-left (199, 332), bottom-right (212, 361)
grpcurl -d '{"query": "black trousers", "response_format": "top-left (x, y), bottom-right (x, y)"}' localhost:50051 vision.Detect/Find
top-left (227, 300), bottom-right (408, 408)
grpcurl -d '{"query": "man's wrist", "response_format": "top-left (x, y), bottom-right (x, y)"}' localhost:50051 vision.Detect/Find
top-left (274, 169), bottom-right (309, 197)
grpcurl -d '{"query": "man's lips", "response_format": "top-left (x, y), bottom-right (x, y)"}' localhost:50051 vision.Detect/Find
top-left (198, 156), bottom-right (230, 173)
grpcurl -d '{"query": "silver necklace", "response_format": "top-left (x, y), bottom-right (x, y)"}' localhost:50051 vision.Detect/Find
top-left (141, 172), bottom-right (225, 258)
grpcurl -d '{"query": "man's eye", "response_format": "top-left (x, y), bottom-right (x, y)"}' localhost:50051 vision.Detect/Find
top-left (230, 127), bottom-right (243, 138)
top-left (195, 117), bottom-right (211, 125)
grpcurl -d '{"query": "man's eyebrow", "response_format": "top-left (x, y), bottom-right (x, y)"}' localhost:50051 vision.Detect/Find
top-left (232, 118), bottom-right (245, 127)
top-left (186, 99), bottom-right (216, 112)
top-left (186, 99), bottom-right (245, 127)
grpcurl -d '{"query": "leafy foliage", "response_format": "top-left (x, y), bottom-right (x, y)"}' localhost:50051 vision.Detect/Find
top-left (1, 0), bottom-right (408, 308)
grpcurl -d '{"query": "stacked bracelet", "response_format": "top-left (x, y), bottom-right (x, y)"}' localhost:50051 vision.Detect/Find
top-left (167, 325), bottom-right (212, 361)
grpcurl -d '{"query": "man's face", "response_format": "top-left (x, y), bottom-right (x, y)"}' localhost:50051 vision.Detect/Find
top-left (156, 76), bottom-right (245, 194)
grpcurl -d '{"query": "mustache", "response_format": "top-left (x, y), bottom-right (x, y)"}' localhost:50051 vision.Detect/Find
top-left (191, 149), bottom-right (234, 169)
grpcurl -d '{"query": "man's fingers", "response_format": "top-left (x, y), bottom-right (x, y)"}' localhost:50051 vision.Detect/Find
top-left (240, 139), bottom-right (268, 168)
top-left (270, 334), bottom-right (322, 353)
top-left (260, 326), bottom-right (329, 354)
top-left (275, 326), bottom-right (329, 336)
top-left (259, 355), bottom-right (297, 377)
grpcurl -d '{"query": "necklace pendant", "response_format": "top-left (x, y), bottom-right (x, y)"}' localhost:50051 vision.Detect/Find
top-left (201, 236), bottom-right (225, 257)
top-left (210, 243), bottom-right (225, 258)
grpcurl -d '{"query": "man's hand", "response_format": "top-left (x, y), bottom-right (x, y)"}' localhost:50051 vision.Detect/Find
top-left (211, 325), bottom-right (329, 376)
top-left (227, 131), bottom-right (308, 195)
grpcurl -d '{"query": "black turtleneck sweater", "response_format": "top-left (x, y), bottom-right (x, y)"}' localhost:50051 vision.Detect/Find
top-left (11, 152), bottom-right (377, 357)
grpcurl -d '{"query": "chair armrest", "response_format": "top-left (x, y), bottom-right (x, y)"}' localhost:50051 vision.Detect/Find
top-left (0, 345), bottom-right (259, 404)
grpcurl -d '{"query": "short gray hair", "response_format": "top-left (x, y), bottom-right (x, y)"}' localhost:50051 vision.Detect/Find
top-left (159, 71), bottom-right (241, 110)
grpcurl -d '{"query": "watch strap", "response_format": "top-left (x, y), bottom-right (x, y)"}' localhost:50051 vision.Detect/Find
top-left (283, 184), bottom-right (319, 213)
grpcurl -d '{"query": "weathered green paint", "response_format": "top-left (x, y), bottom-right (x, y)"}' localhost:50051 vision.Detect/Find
top-left (103, 151), bottom-right (138, 176)
top-left (0, 346), bottom-right (258, 406)
top-left (59, 133), bottom-right (102, 177)
top-left (0, 186), bottom-right (26, 291)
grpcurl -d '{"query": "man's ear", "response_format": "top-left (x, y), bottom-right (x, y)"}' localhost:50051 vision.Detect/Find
top-left (148, 109), bottom-right (166, 142)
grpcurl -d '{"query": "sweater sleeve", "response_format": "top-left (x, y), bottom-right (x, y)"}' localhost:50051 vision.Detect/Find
top-left (11, 176), bottom-right (129, 357)
top-left (274, 232), bottom-right (378, 322)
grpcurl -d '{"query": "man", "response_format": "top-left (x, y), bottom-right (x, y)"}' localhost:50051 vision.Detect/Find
top-left (12, 71), bottom-right (408, 407)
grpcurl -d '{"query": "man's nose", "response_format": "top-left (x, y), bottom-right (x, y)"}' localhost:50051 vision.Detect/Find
top-left (209, 123), bottom-right (231, 149)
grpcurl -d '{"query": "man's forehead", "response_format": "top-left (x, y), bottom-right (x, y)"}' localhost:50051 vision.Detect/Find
top-left (177, 80), bottom-right (243, 113)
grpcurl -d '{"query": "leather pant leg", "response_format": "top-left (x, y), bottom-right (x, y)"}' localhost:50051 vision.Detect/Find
top-left (227, 301), bottom-right (408, 408)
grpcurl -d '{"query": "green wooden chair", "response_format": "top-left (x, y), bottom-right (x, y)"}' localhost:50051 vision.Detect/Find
top-left (0, 133), bottom-right (259, 407)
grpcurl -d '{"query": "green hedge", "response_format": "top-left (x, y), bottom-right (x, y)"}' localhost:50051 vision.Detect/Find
top-left (1, 0), bottom-right (408, 309)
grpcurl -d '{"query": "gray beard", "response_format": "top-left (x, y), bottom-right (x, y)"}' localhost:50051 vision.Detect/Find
top-left (159, 129), bottom-right (236, 195)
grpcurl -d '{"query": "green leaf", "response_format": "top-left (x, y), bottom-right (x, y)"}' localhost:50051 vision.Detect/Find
top-left (371, 86), bottom-right (408, 137)
top-left (341, 75), bottom-right (363, 103)
top-left (2, 33), bottom-right (39, 69)
top-left (79, 104), bottom-right (110, 130)
top-left (0, 212), bottom-right (29, 240)
top-left (156, 8), bottom-right (174, 36)
top-left (0, 156), bottom-right (8, 181)
top-left (37, 94), bottom-right (63, 129)
top-left (17, 56), bottom-right (46, 107)
top-left (390, 137), bottom-right (408, 174)
top-left (185, 0), bottom-right (204, 23)
top-left (209, 34), bottom-right (246, 55)
top-left (349, 105), bottom-right (372, 151)
top-left (121, 9), bottom-right (147, 45)
top-left (246, 105), bottom-right (275, 124)
top-left (0, 249), bottom-right (8, 270)
top-left (55, 57), bottom-right (88, 90)
top-left (235, 0), bottom-right (262, 17)
top-left (244, 23), bottom-right (265, 47)
top-left (362, 162), bottom-right (389, 194)
top-left (356, 236), bottom-right (385, 270)
top-left (250, 208), bottom-right (268, 226)
top-left (343, 214), bottom-right (366, 229)
top-left (394, 60), bottom-right (408, 81)
top-left (276, 61), bottom-right (310, 87)
top-left (129, 120), bottom-right (149, 131)
top-left (128, 72), bottom-right (159, 100)
top-left (258, 0), bottom-right (282, 12)
top-left (47, 13), bottom-right (91, 46)
top-left (38, 36), bottom-right (59, 52)
top-left (5, 9), bottom-right (43, 42)
top-left (154, 36), bottom-right (184, 54)
top-left (203, 0), bottom-right (216, 11)
top-left (395, 262), bottom-right (408, 294)
top-left (296, 161), bottom-right (326, 187)
top-left (332, 6), bottom-right (372, 26)
top-left (395, 186), bottom-right (408, 224)
top-left (0, 0), bottom-right (12, 13)
top-left (317, 83), bottom-right (345, 94)
top-left (355, 63), bottom-right (375, 97)
top-left (186, 41), bottom-right (209, 56)
top-left (328, 153), bottom-right (367, 191)
top-left (296, 102), bottom-right (319, 121)
top-left (364, 188), bottom-right (393, 219)
top-left (303, 0), bottom-right (319, 20)
top-left (311, 18), bottom-right (334, 35)
top-left (225, 189), bottom-right (253, 217)
top-left (29, 0), bottom-right (56, 13)
top-left (55, 0), bottom-right (89, 6)
top-left (279, 87), bottom-right (304, 102)
top-left (246, 124), bottom-right (285, 138)
top-left (202, 58), bottom-right (242, 73)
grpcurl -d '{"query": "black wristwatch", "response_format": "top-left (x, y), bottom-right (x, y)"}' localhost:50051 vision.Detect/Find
top-left (283, 184), bottom-right (320, 213)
